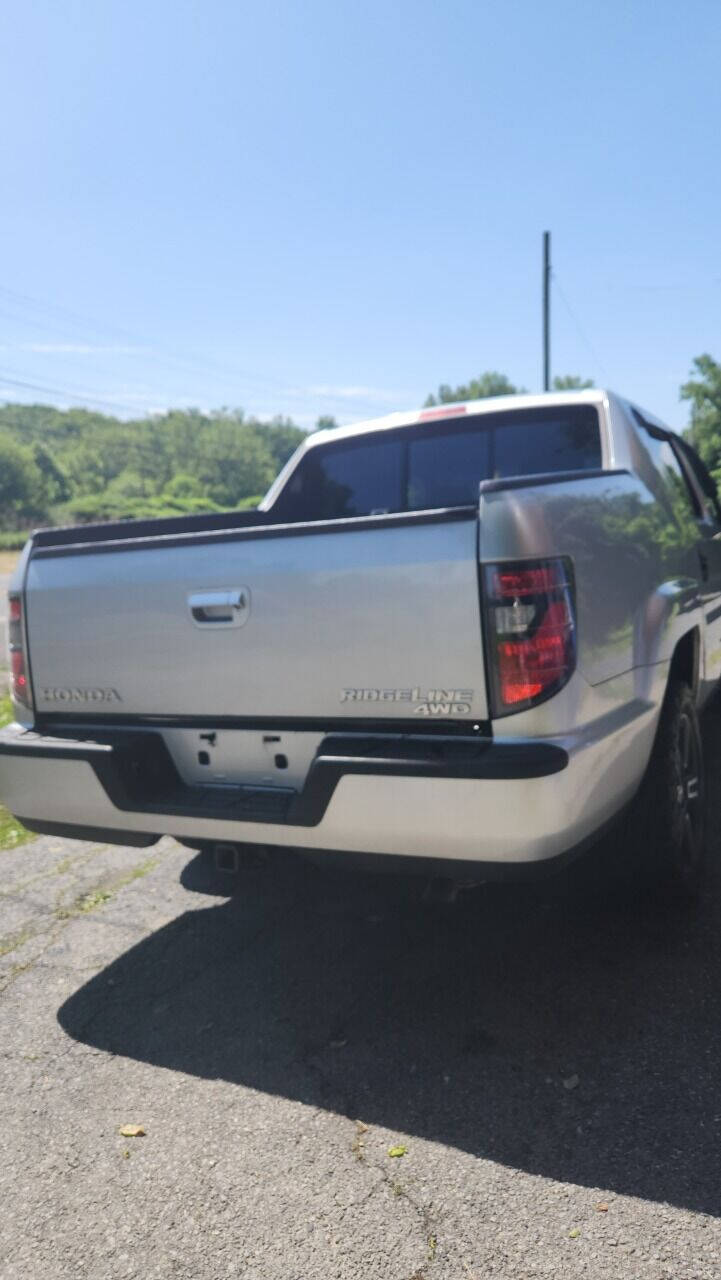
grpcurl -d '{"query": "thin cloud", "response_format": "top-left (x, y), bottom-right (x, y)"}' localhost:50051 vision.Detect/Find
top-left (0, 342), bottom-right (145, 355)
top-left (304, 383), bottom-right (404, 402)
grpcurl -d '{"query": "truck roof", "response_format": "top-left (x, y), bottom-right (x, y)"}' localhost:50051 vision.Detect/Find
top-left (307, 389), bottom-right (611, 449)
top-left (261, 390), bottom-right (682, 512)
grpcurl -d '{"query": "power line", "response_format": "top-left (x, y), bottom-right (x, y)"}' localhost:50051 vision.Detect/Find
top-left (0, 371), bottom-right (159, 417)
top-left (0, 291), bottom-right (287, 395)
top-left (543, 231), bottom-right (551, 391)
top-left (0, 284), bottom-right (393, 417)
top-left (552, 274), bottom-right (611, 384)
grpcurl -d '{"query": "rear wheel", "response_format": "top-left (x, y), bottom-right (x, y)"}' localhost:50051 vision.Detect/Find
top-left (631, 681), bottom-right (706, 902)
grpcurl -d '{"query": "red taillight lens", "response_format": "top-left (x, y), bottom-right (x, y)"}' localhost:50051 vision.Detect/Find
top-left (484, 558), bottom-right (576, 717)
top-left (10, 649), bottom-right (27, 695)
top-left (7, 595), bottom-right (32, 709)
top-left (489, 565), bottom-right (563, 598)
top-left (8, 595), bottom-right (22, 647)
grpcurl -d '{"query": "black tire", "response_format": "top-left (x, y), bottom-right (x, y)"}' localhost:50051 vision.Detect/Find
top-left (631, 680), bottom-right (706, 902)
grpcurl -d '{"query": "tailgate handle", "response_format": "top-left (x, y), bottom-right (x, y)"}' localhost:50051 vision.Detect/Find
top-left (188, 589), bottom-right (250, 628)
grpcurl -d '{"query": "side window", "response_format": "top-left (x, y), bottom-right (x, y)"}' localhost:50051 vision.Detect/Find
top-left (653, 439), bottom-right (698, 522)
top-left (272, 438), bottom-right (403, 521)
top-left (493, 410), bottom-right (601, 477)
top-left (658, 440), bottom-right (697, 517)
top-left (632, 410), bottom-right (698, 522)
top-left (674, 439), bottom-right (721, 524)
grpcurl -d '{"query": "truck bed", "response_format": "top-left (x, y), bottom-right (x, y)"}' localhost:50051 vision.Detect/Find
top-left (31, 505), bottom-right (271, 550)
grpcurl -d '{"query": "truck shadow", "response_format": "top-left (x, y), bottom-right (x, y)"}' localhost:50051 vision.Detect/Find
top-left (58, 713), bottom-right (721, 1218)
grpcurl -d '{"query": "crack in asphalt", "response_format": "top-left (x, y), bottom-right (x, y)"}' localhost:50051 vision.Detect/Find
top-left (0, 841), bottom-right (113, 900)
top-left (349, 1130), bottom-right (440, 1276)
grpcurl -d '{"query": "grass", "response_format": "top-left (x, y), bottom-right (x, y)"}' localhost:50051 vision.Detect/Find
top-left (0, 925), bottom-right (33, 960)
top-left (0, 810), bottom-right (31, 851)
top-left (56, 888), bottom-right (113, 919)
top-left (0, 694), bottom-right (31, 850)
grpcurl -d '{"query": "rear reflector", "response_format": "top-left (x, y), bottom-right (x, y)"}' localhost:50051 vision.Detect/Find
top-left (10, 649), bottom-right (28, 695)
top-left (483, 558), bottom-right (576, 717)
top-left (7, 595), bottom-right (32, 709)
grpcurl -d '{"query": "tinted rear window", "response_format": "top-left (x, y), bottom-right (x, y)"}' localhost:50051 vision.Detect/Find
top-left (272, 405), bottom-right (602, 521)
top-left (407, 429), bottom-right (492, 510)
top-left (493, 413), bottom-right (601, 477)
top-left (275, 437), bottom-right (403, 521)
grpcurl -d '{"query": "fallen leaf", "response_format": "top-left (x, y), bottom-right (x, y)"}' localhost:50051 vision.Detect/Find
top-left (388, 1144), bottom-right (407, 1158)
top-left (119, 1124), bottom-right (146, 1138)
top-left (568, 1228), bottom-right (581, 1239)
top-left (563, 1074), bottom-right (580, 1091)
top-left (122, 1149), bottom-right (130, 1159)
top-left (595, 1202), bottom-right (609, 1213)
top-left (355, 1120), bottom-right (369, 1134)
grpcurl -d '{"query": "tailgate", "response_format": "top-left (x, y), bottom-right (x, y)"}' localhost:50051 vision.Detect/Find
top-left (25, 514), bottom-right (488, 722)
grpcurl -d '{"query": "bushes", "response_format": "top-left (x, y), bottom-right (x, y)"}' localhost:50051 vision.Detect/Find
top-left (0, 404), bottom-right (306, 530)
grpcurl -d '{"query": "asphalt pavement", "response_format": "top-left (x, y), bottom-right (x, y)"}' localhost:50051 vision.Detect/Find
top-left (2, 719), bottom-right (721, 1278)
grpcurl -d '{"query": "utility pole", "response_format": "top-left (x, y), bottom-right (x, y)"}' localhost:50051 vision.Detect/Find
top-left (543, 230), bottom-right (551, 391)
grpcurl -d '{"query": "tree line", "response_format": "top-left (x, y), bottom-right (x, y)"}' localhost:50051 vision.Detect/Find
top-left (0, 356), bottom-right (719, 540)
top-left (0, 405), bottom-right (308, 535)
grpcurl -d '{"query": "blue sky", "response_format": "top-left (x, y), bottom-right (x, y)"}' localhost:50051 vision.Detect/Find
top-left (1, 0), bottom-right (719, 428)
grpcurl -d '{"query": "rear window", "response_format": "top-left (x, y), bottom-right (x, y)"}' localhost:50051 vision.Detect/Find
top-left (275, 437), bottom-right (403, 520)
top-left (272, 404), bottom-right (602, 521)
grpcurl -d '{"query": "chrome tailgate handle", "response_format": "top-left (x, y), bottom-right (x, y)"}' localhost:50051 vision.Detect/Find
top-left (188, 588), bottom-right (250, 627)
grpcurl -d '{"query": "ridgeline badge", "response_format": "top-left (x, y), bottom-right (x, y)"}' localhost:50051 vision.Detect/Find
top-left (341, 687), bottom-right (474, 715)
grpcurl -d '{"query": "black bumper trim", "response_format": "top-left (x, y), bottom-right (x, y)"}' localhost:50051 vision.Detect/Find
top-left (0, 727), bottom-right (568, 830)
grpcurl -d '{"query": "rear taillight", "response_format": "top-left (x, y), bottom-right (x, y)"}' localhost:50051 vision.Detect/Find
top-left (7, 594), bottom-right (32, 709)
top-left (483, 557), bottom-right (576, 717)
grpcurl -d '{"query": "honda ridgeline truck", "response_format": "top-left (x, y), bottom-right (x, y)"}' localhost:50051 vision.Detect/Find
top-left (1, 391), bottom-right (718, 896)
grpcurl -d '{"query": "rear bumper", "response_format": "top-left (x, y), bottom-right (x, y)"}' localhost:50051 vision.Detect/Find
top-left (0, 706), bottom-right (656, 871)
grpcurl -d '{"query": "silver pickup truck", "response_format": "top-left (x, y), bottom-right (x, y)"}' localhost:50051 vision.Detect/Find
top-left (2, 390), bottom-right (719, 896)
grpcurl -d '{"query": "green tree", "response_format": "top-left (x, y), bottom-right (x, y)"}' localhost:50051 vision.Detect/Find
top-left (162, 472), bottom-right (205, 501)
top-left (0, 432), bottom-right (46, 527)
top-left (32, 443), bottom-right (71, 504)
top-left (681, 354), bottom-right (721, 476)
top-left (62, 448), bottom-right (104, 495)
top-left (104, 469), bottom-right (152, 502)
top-left (0, 401), bottom-right (307, 527)
top-left (552, 375), bottom-right (594, 390)
top-left (424, 371), bottom-right (521, 407)
top-left (315, 414), bottom-right (338, 431)
top-left (258, 417), bottom-right (306, 468)
top-left (193, 421), bottom-right (277, 506)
